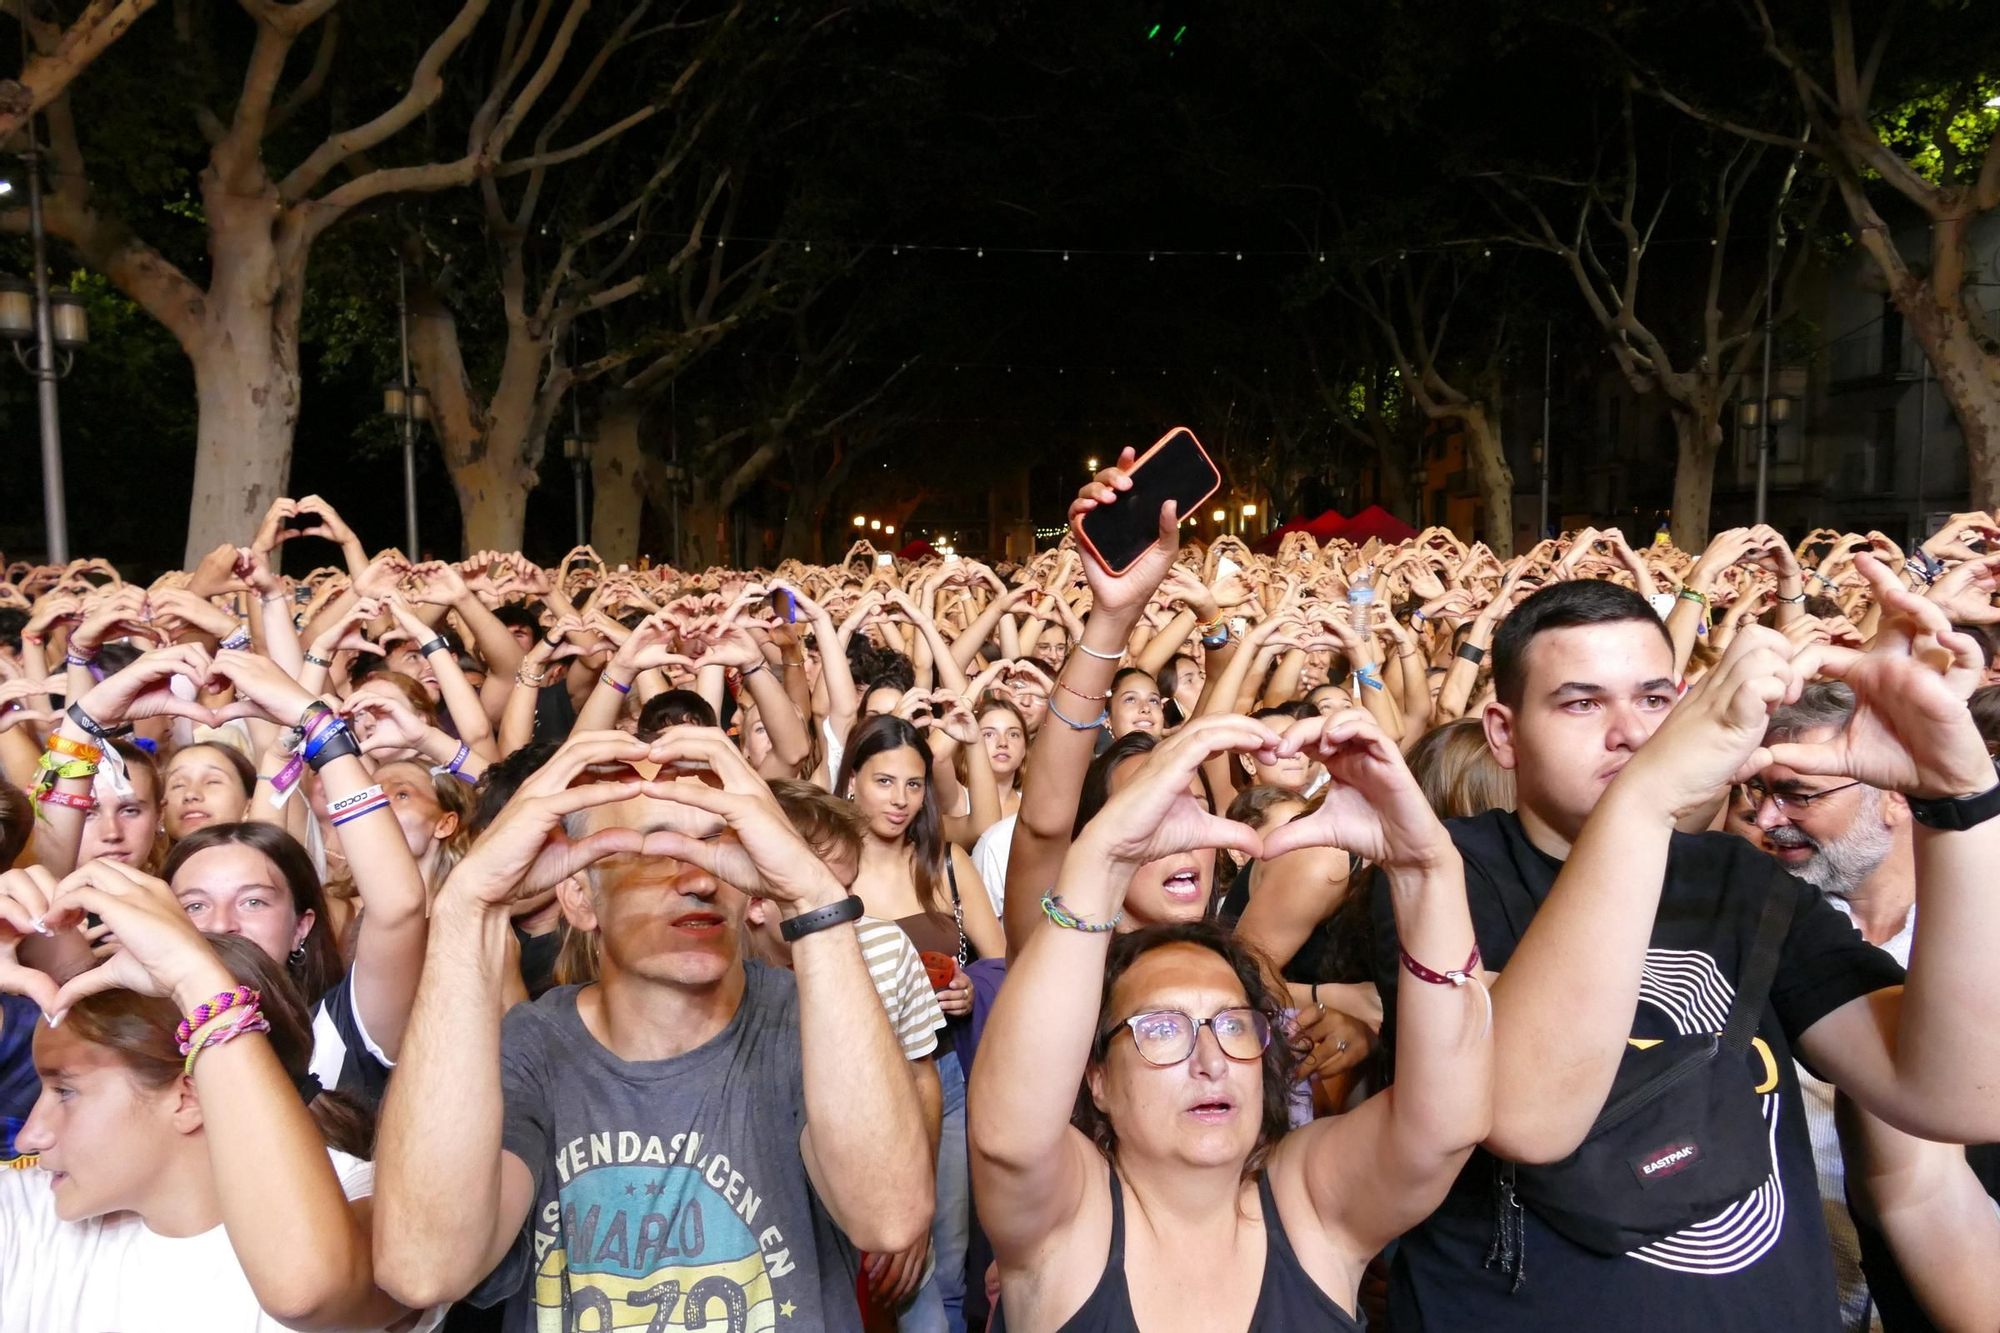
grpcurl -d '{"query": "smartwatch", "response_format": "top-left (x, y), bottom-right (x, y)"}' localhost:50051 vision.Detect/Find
top-left (1905, 760), bottom-right (2000, 831)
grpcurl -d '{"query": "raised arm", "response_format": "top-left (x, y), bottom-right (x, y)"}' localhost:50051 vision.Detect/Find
top-left (972, 715), bottom-right (1278, 1266)
top-left (1260, 711), bottom-right (1491, 1261)
top-left (373, 732), bottom-right (652, 1306)
top-left (214, 651), bottom-right (429, 1061)
top-left (1484, 626), bottom-right (1802, 1163)
top-left (1002, 454), bottom-right (1180, 956)
top-left (1788, 559), bottom-right (2000, 1142)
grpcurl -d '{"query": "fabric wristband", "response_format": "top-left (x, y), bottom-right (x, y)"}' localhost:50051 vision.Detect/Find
top-left (779, 894), bottom-right (864, 943)
top-left (304, 728), bottom-right (361, 772)
top-left (1041, 893), bottom-right (1121, 933)
top-left (219, 626), bottom-right (252, 651)
top-left (325, 784), bottom-right (385, 817)
top-left (1455, 642), bottom-right (1485, 666)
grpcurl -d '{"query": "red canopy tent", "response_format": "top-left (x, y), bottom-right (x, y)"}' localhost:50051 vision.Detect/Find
top-left (1331, 504), bottom-right (1418, 546)
top-left (1253, 508), bottom-right (1347, 553)
top-left (897, 538), bottom-right (937, 561)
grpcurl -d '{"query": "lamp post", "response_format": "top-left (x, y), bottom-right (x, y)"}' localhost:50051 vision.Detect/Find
top-left (385, 258), bottom-right (426, 556)
top-left (1, 121), bottom-right (89, 563)
top-left (562, 434), bottom-right (592, 545)
top-left (1742, 394), bottom-right (1792, 528)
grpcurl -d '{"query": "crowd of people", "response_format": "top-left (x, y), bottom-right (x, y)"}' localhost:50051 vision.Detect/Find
top-left (1, 465), bottom-right (1999, 1332)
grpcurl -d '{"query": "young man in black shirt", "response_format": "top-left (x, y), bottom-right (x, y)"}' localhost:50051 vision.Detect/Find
top-left (1372, 564), bottom-right (2000, 1331)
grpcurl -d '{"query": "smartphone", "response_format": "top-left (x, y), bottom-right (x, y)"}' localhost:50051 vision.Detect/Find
top-left (875, 553), bottom-right (894, 568)
top-left (1216, 555), bottom-right (1243, 582)
top-left (769, 589), bottom-right (797, 624)
top-left (1076, 427), bottom-right (1221, 576)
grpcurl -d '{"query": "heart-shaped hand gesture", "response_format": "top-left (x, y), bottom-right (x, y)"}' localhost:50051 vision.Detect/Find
top-left (78, 644), bottom-right (222, 728)
top-left (40, 860), bottom-right (234, 1020)
top-left (1073, 713), bottom-right (1281, 871)
top-left (1260, 709), bottom-right (1454, 869)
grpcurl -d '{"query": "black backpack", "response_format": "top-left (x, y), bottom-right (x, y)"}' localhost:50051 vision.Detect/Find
top-left (1489, 869), bottom-right (1796, 1283)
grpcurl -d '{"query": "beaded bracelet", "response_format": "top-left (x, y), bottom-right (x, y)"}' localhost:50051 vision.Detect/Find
top-left (1041, 893), bottom-right (1122, 933)
top-left (1057, 680), bottom-right (1110, 703)
top-left (182, 1007), bottom-right (272, 1076)
top-left (175, 986), bottom-right (256, 1049)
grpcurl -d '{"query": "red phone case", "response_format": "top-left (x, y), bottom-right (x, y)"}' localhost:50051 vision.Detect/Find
top-left (1074, 427), bottom-right (1223, 576)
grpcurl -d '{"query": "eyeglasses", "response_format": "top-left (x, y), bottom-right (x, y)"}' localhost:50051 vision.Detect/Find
top-left (1105, 1007), bottom-right (1272, 1067)
top-left (1741, 779), bottom-right (1864, 815)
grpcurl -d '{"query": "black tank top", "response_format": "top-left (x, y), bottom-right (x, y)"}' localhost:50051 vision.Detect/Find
top-left (997, 1170), bottom-right (1366, 1333)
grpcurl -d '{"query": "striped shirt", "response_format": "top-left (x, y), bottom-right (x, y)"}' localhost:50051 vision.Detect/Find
top-left (856, 915), bottom-right (946, 1060)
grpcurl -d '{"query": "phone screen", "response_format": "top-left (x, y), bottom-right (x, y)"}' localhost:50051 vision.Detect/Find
top-left (769, 589), bottom-right (797, 624)
top-left (1077, 427), bottom-right (1221, 576)
top-left (1216, 555), bottom-right (1242, 582)
top-left (875, 553), bottom-right (894, 568)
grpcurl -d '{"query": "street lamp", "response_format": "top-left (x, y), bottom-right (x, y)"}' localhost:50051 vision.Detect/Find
top-left (0, 119), bottom-right (90, 562)
top-left (1087, 456), bottom-right (1099, 472)
top-left (386, 257), bottom-right (429, 556)
top-left (885, 524), bottom-right (896, 535)
top-left (853, 515), bottom-right (866, 527)
top-left (1743, 394), bottom-right (1793, 525)
top-left (563, 434), bottom-right (593, 546)
top-left (870, 519), bottom-right (881, 531)
top-left (1210, 508), bottom-right (1226, 523)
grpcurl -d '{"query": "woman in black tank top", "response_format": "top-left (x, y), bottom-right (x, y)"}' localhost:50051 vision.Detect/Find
top-left (971, 711), bottom-right (1493, 1332)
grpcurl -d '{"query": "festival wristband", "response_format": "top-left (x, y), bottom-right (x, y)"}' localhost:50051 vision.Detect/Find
top-left (1455, 642), bottom-right (1485, 666)
top-left (45, 735), bottom-right (102, 766)
top-left (34, 789), bottom-right (94, 812)
top-left (175, 986), bottom-right (256, 1049)
top-left (779, 894), bottom-right (864, 942)
top-left (1041, 893), bottom-right (1122, 933)
top-left (325, 784), bottom-right (385, 817)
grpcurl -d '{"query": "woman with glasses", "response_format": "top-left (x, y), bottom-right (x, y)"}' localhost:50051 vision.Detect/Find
top-left (970, 711), bottom-right (1493, 1331)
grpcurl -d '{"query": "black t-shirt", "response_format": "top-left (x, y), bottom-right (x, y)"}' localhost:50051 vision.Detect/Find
top-left (1371, 809), bottom-right (1905, 1332)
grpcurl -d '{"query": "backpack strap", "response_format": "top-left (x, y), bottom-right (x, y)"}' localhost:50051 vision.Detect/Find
top-left (1721, 867), bottom-right (1797, 1056)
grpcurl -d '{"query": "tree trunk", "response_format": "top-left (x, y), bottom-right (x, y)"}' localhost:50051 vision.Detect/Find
top-left (181, 199), bottom-right (303, 565)
top-left (1668, 408), bottom-right (1723, 553)
top-left (591, 400), bottom-right (647, 566)
top-left (450, 457), bottom-right (532, 553)
top-left (681, 493), bottom-right (727, 570)
top-left (1898, 285), bottom-right (2000, 514)
top-left (1460, 404), bottom-right (1515, 558)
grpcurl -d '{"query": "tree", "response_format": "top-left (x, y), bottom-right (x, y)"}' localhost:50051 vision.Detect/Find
top-left (1485, 89), bottom-right (1824, 549)
top-left (7, 0), bottom-right (656, 563)
top-left (1638, 0), bottom-right (2000, 512)
top-left (1330, 253), bottom-right (1519, 555)
top-left (403, 2), bottom-right (778, 553)
top-left (0, 0), bottom-right (155, 139)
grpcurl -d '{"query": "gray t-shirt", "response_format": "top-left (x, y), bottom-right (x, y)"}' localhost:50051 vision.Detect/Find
top-left (467, 962), bottom-right (863, 1331)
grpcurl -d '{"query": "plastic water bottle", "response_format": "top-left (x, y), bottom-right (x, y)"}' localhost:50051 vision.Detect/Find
top-left (1347, 563), bottom-right (1375, 618)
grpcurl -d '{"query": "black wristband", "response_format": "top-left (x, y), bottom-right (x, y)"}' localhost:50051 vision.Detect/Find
top-left (1455, 642), bottom-right (1486, 666)
top-left (304, 728), bottom-right (362, 772)
top-left (779, 894), bottom-right (864, 943)
top-left (66, 701), bottom-right (116, 739)
top-left (1905, 761), bottom-right (2000, 831)
top-left (419, 636), bottom-right (451, 657)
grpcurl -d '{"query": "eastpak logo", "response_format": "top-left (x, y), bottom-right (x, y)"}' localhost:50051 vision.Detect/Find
top-left (1631, 1140), bottom-right (1700, 1188)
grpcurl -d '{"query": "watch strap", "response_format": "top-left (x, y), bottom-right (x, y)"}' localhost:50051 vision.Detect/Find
top-left (778, 894), bottom-right (864, 943)
top-left (1906, 761), bottom-right (2000, 831)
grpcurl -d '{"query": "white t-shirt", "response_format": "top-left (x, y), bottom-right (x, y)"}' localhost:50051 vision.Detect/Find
top-left (971, 814), bottom-right (1016, 920)
top-left (0, 1151), bottom-right (439, 1333)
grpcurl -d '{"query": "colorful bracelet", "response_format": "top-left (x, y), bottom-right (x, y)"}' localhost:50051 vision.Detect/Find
top-left (1057, 680), bottom-right (1110, 703)
top-left (182, 1006), bottom-right (271, 1075)
top-left (45, 735), bottom-right (102, 766)
top-left (219, 626), bottom-right (252, 651)
top-left (34, 789), bottom-right (94, 812)
top-left (175, 986), bottom-right (256, 1049)
top-left (1046, 695), bottom-right (1109, 731)
top-left (1041, 893), bottom-right (1122, 933)
top-left (605, 674), bottom-right (632, 695)
top-left (301, 717), bottom-right (350, 764)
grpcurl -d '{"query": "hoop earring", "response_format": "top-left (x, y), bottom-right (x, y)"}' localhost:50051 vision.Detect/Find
top-left (288, 945), bottom-right (307, 965)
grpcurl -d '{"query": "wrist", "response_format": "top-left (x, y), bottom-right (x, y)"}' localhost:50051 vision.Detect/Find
top-left (775, 874), bottom-right (851, 920)
top-left (171, 959), bottom-right (246, 1016)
